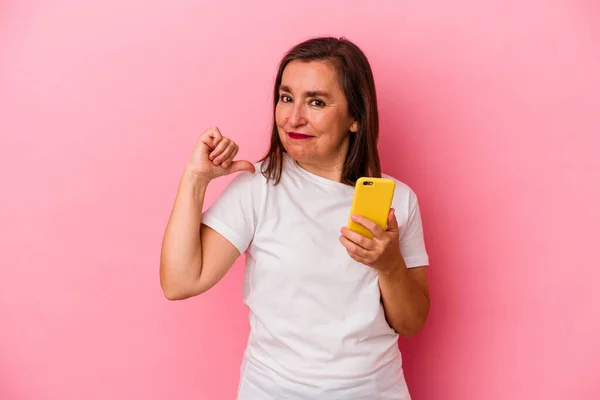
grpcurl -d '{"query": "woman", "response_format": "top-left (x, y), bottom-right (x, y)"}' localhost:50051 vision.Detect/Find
top-left (160, 36), bottom-right (430, 399)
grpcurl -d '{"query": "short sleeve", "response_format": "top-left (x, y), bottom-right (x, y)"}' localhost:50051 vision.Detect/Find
top-left (201, 170), bottom-right (260, 255)
top-left (399, 190), bottom-right (429, 268)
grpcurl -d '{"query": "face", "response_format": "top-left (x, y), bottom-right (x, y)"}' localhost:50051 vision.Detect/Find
top-left (275, 60), bottom-right (358, 169)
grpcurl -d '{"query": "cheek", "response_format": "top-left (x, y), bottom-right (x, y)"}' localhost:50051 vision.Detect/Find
top-left (274, 106), bottom-right (287, 141)
top-left (308, 111), bottom-right (333, 134)
top-left (275, 103), bottom-right (286, 126)
top-left (311, 110), bottom-right (344, 136)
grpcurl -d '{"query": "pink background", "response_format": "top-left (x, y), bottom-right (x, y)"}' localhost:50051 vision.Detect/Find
top-left (1, 1), bottom-right (599, 399)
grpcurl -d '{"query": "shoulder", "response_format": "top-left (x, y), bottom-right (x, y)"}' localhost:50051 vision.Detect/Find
top-left (382, 173), bottom-right (426, 239)
top-left (226, 160), bottom-right (268, 189)
top-left (382, 172), bottom-right (418, 205)
top-left (204, 161), bottom-right (268, 217)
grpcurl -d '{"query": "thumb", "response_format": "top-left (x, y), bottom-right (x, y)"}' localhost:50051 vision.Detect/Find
top-left (386, 208), bottom-right (399, 232)
top-left (227, 160), bottom-right (256, 174)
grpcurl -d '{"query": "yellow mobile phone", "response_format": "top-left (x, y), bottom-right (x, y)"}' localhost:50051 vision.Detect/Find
top-left (348, 177), bottom-right (396, 238)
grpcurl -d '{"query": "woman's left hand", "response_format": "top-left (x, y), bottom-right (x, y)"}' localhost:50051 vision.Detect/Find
top-left (339, 208), bottom-right (404, 274)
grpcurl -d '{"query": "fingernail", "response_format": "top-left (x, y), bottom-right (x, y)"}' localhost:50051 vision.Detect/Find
top-left (351, 215), bottom-right (359, 221)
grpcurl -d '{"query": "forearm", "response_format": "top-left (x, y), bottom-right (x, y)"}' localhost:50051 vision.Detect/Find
top-left (160, 170), bottom-right (209, 298)
top-left (378, 262), bottom-right (430, 337)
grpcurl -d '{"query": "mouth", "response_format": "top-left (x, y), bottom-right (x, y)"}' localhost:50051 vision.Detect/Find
top-left (287, 132), bottom-right (314, 140)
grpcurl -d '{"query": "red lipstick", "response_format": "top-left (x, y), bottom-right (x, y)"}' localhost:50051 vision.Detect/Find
top-left (288, 132), bottom-right (313, 140)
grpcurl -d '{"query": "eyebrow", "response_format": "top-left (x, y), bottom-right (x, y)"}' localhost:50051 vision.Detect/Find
top-left (279, 85), bottom-right (332, 100)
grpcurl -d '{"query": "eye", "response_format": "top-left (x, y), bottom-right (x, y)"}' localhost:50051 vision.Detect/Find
top-left (280, 94), bottom-right (292, 103)
top-left (309, 99), bottom-right (326, 107)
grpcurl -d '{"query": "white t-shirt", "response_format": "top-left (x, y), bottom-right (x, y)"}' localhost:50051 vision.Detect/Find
top-left (202, 153), bottom-right (429, 400)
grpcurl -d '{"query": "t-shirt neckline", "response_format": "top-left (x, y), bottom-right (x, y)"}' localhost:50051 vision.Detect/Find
top-left (284, 153), bottom-right (355, 195)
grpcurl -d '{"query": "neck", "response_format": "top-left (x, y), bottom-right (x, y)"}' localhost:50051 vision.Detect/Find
top-left (290, 136), bottom-right (351, 182)
top-left (296, 159), bottom-right (345, 182)
top-left (294, 140), bottom-right (349, 183)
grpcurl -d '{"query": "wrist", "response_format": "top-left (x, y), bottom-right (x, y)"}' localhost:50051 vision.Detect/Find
top-left (377, 258), bottom-right (408, 281)
top-left (180, 168), bottom-right (211, 199)
top-left (182, 167), bottom-right (211, 187)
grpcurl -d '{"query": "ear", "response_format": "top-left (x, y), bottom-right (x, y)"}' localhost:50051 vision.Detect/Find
top-left (349, 120), bottom-right (359, 133)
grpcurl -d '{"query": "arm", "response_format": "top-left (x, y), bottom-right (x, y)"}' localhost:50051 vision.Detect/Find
top-left (159, 171), bottom-right (241, 300)
top-left (377, 264), bottom-right (430, 336)
top-left (159, 126), bottom-right (255, 300)
top-left (340, 207), bottom-right (431, 336)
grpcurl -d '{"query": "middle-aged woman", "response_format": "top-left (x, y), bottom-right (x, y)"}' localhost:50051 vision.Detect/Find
top-left (160, 36), bottom-right (431, 399)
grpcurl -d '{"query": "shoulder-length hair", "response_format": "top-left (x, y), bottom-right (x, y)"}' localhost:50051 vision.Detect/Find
top-left (259, 36), bottom-right (381, 186)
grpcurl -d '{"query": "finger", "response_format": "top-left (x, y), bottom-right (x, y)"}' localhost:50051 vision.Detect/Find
top-left (386, 208), bottom-right (399, 232)
top-left (199, 126), bottom-right (223, 149)
top-left (340, 239), bottom-right (371, 265)
top-left (350, 214), bottom-right (386, 239)
top-left (228, 160), bottom-right (256, 174)
top-left (209, 126), bottom-right (223, 141)
top-left (340, 226), bottom-right (375, 250)
top-left (221, 145), bottom-right (239, 169)
top-left (209, 137), bottom-right (231, 161)
top-left (339, 235), bottom-right (369, 259)
top-left (213, 142), bottom-right (236, 165)
top-left (348, 253), bottom-right (370, 266)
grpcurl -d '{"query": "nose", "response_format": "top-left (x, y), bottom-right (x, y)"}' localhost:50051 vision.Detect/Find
top-left (287, 102), bottom-right (307, 128)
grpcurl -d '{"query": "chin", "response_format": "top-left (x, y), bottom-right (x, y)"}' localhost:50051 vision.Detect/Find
top-left (282, 145), bottom-right (309, 161)
top-left (280, 134), bottom-right (309, 152)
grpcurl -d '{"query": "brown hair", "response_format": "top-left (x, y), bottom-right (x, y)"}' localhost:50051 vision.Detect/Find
top-left (259, 36), bottom-right (381, 186)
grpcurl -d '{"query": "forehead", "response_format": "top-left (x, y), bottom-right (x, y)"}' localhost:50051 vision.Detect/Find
top-left (280, 60), bottom-right (342, 93)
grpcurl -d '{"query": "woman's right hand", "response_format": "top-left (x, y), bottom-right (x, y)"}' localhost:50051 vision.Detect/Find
top-left (185, 126), bottom-right (256, 183)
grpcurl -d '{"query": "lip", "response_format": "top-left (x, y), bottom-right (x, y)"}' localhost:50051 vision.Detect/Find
top-left (287, 132), bottom-right (314, 140)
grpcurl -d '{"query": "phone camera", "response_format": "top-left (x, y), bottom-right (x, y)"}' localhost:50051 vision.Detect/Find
top-left (363, 181), bottom-right (373, 186)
